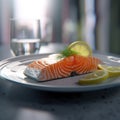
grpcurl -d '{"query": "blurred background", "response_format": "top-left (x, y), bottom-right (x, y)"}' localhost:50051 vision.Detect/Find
top-left (0, 0), bottom-right (120, 54)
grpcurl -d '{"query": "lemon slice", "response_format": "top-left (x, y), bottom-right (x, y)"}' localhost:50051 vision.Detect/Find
top-left (98, 64), bottom-right (120, 78)
top-left (68, 40), bottom-right (92, 57)
top-left (78, 70), bottom-right (109, 85)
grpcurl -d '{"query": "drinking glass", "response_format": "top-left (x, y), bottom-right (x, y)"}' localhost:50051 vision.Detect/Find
top-left (10, 19), bottom-right (41, 56)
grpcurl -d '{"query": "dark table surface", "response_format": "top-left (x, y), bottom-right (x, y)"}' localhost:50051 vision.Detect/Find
top-left (0, 43), bottom-right (120, 120)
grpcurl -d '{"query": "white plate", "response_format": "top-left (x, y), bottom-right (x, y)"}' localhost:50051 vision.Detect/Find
top-left (0, 53), bottom-right (120, 92)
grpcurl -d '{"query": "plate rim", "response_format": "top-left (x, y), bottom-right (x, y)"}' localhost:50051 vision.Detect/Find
top-left (0, 53), bottom-right (120, 92)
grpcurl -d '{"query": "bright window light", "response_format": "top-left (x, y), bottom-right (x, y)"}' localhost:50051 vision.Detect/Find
top-left (13, 0), bottom-right (53, 41)
top-left (14, 0), bottom-right (48, 19)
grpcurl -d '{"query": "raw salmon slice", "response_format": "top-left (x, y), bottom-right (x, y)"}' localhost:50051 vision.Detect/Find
top-left (24, 55), bottom-right (101, 81)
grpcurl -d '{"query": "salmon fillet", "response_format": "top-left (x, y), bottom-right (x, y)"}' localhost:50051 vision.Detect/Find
top-left (24, 55), bottom-right (101, 81)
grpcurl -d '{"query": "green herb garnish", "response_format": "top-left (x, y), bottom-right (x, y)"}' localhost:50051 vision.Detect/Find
top-left (60, 47), bottom-right (78, 57)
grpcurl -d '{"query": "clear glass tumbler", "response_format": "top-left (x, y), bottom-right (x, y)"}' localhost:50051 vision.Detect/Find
top-left (10, 19), bottom-right (41, 56)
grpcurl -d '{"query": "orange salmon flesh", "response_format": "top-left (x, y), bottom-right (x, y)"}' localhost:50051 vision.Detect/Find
top-left (24, 55), bottom-right (101, 81)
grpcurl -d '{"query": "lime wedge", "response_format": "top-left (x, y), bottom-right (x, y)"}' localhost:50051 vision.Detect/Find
top-left (98, 64), bottom-right (120, 78)
top-left (68, 40), bottom-right (92, 57)
top-left (78, 70), bottom-right (109, 85)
